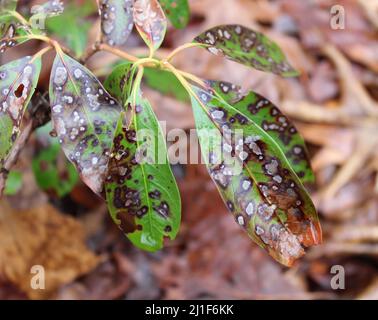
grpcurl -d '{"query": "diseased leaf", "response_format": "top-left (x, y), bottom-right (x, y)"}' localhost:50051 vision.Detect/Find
top-left (104, 69), bottom-right (181, 251)
top-left (32, 122), bottom-right (79, 198)
top-left (194, 25), bottom-right (299, 77)
top-left (49, 52), bottom-right (121, 195)
top-left (208, 80), bottom-right (314, 184)
top-left (0, 2), bottom-right (30, 54)
top-left (104, 62), bottom-right (136, 106)
top-left (99, 0), bottom-right (134, 47)
top-left (143, 67), bottom-right (189, 102)
top-left (0, 56), bottom-right (41, 169)
top-left (159, 0), bottom-right (189, 29)
top-left (189, 83), bottom-right (321, 266)
top-left (133, 0), bottom-right (167, 52)
top-left (46, 1), bottom-right (97, 57)
top-left (0, 24), bottom-right (29, 53)
top-left (30, 0), bottom-right (64, 17)
top-left (4, 170), bottom-right (22, 195)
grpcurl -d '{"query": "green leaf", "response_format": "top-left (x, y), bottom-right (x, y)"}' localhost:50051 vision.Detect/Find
top-left (4, 170), bottom-right (22, 195)
top-left (143, 67), bottom-right (189, 102)
top-left (194, 25), bottom-right (299, 77)
top-left (0, 56), bottom-right (41, 169)
top-left (32, 122), bottom-right (79, 198)
top-left (99, 0), bottom-right (134, 47)
top-left (104, 69), bottom-right (181, 252)
top-left (49, 52), bottom-right (122, 195)
top-left (159, 0), bottom-right (189, 29)
top-left (133, 0), bottom-right (167, 53)
top-left (189, 83), bottom-right (321, 266)
top-left (46, 1), bottom-right (97, 57)
top-left (208, 80), bottom-right (314, 184)
top-left (104, 62), bottom-right (136, 106)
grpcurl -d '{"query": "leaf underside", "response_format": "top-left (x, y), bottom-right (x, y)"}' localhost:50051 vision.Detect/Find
top-left (207, 80), bottom-right (314, 184)
top-left (190, 83), bottom-right (321, 266)
top-left (0, 56), bottom-right (41, 168)
top-left (104, 65), bottom-right (181, 251)
top-left (49, 52), bottom-right (121, 195)
top-left (159, 0), bottom-right (189, 29)
top-left (194, 24), bottom-right (299, 77)
top-left (99, 0), bottom-right (134, 47)
top-left (133, 0), bottom-right (167, 52)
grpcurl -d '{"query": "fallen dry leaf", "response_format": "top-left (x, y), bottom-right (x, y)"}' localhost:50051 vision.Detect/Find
top-left (0, 201), bottom-right (99, 299)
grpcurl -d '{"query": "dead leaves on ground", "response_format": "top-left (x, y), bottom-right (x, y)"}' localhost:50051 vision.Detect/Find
top-left (0, 201), bottom-right (99, 299)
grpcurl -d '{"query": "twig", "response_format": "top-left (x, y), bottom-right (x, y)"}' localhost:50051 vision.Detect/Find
top-left (0, 121), bottom-right (33, 196)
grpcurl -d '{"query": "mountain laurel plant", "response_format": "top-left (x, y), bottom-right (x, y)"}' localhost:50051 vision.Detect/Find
top-left (0, 0), bottom-right (322, 266)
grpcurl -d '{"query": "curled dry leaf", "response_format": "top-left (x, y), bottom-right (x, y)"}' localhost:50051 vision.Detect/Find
top-left (49, 52), bottom-right (121, 195)
top-left (194, 25), bottom-right (299, 77)
top-left (99, 0), bottom-right (134, 46)
top-left (133, 0), bottom-right (167, 52)
top-left (0, 56), bottom-right (41, 169)
top-left (0, 202), bottom-right (99, 299)
top-left (190, 83), bottom-right (321, 266)
top-left (104, 64), bottom-right (181, 251)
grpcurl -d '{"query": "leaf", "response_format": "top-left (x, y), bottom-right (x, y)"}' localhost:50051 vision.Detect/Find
top-left (208, 80), bottom-right (314, 184)
top-left (104, 62), bottom-right (136, 106)
top-left (143, 67), bottom-right (189, 102)
top-left (99, 0), bottom-right (134, 47)
top-left (104, 68), bottom-right (181, 251)
top-left (49, 52), bottom-right (122, 195)
top-left (0, 56), bottom-right (41, 169)
top-left (0, 24), bottom-right (29, 53)
top-left (159, 0), bottom-right (189, 29)
top-left (4, 170), bottom-right (22, 195)
top-left (189, 83), bottom-right (321, 266)
top-left (46, 1), bottom-right (97, 57)
top-left (133, 0), bottom-right (167, 52)
top-left (32, 122), bottom-right (79, 198)
top-left (0, 2), bottom-right (30, 53)
top-left (193, 25), bottom-right (299, 77)
top-left (0, 203), bottom-right (99, 299)
top-left (30, 0), bottom-right (64, 17)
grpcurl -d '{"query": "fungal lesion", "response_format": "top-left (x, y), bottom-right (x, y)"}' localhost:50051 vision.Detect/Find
top-left (133, 0), bottom-right (167, 49)
top-left (99, 0), bottom-right (134, 46)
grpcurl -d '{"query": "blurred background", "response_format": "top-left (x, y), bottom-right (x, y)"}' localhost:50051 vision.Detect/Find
top-left (0, 0), bottom-right (377, 299)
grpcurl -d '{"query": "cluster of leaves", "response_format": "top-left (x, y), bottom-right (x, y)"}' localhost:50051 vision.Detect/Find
top-left (0, 0), bottom-right (321, 266)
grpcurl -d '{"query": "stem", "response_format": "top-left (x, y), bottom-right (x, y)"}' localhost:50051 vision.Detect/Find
top-left (175, 69), bottom-right (207, 88)
top-left (165, 42), bottom-right (207, 62)
top-left (127, 66), bottom-right (144, 128)
top-left (9, 11), bottom-right (30, 26)
top-left (163, 62), bottom-right (208, 113)
top-left (99, 43), bottom-right (139, 62)
top-left (80, 42), bottom-right (100, 63)
top-left (132, 57), bottom-right (160, 69)
top-left (30, 46), bottom-right (52, 62)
